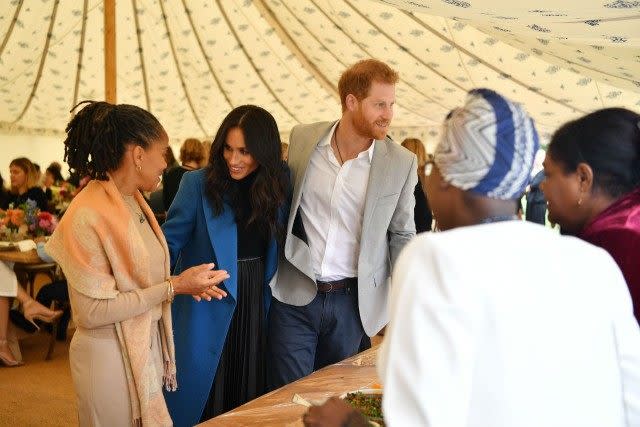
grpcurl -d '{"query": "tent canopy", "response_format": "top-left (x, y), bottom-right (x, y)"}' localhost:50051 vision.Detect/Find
top-left (1, 0), bottom-right (638, 148)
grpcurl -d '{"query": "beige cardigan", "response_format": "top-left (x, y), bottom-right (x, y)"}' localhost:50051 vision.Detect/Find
top-left (46, 178), bottom-right (175, 426)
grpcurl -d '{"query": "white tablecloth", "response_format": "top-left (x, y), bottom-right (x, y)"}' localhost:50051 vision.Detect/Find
top-left (0, 260), bottom-right (17, 297)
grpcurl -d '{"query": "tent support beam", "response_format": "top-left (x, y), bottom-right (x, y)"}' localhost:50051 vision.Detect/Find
top-left (104, 0), bottom-right (116, 104)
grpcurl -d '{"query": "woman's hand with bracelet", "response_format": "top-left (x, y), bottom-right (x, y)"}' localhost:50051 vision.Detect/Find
top-left (171, 263), bottom-right (229, 301)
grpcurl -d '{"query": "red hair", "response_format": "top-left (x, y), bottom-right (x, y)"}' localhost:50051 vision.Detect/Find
top-left (338, 59), bottom-right (399, 111)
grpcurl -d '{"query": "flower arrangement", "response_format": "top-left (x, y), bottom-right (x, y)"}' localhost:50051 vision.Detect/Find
top-left (32, 211), bottom-right (58, 236)
top-left (50, 181), bottom-right (76, 213)
top-left (0, 199), bottom-right (58, 241)
top-left (0, 208), bottom-right (28, 241)
top-left (1, 208), bottom-right (25, 231)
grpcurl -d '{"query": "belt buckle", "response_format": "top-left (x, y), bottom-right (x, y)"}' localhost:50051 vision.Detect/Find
top-left (326, 282), bottom-right (333, 292)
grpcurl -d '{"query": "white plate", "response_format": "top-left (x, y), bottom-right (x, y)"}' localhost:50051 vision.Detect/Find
top-left (0, 242), bottom-right (15, 251)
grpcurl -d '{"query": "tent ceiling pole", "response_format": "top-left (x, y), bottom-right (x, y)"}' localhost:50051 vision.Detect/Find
top-left (104, 0), bottom-right (116, 104)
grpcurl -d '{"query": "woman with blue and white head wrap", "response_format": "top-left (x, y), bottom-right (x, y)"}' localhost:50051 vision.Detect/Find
top-left (372, 89), bottom-right (640, 427)
top-left (427, 88), bottom-right (539, 229)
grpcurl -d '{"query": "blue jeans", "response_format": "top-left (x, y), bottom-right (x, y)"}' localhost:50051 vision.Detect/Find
top-left (267, 288), bottom-right (366, 390)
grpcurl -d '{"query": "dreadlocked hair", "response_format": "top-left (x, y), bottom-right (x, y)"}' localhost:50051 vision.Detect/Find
top-left (63, 101), bottom-right (166, 180)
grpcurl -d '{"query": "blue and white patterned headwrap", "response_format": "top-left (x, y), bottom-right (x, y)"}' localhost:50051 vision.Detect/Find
top-left (434, 88), bottom-right (539, 200)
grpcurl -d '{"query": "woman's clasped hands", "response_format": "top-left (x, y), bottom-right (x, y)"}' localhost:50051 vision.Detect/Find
top-left (171, 263), bottom-right (229, 301)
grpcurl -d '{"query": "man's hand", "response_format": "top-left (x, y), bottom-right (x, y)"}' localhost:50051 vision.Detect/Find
top-left (302, 397), bottom-right (367, 427)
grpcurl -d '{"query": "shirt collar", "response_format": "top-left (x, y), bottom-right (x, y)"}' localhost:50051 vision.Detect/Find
top-left (319, 121), bottom-right (375, 164)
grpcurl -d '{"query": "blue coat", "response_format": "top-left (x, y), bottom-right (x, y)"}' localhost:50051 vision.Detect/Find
top-left (162, 169), bottom-right (279, 427)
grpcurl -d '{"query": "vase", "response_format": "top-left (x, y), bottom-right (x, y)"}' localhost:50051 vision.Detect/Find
top-left (5, 229), bottom-right (25, 242)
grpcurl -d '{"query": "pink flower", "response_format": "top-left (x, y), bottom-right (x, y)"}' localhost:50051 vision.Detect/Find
top-left (37, 211), bottom-right (53, 221)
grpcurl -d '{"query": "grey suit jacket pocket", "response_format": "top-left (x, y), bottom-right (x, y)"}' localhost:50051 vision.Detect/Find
top-left (377, 192), bottom-right (400, 206)
top-left (372, 265), bottom-right (390, 288)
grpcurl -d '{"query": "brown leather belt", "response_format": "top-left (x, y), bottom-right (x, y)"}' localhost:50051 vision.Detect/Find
top-left (316, 277), bottom-right (357, 293)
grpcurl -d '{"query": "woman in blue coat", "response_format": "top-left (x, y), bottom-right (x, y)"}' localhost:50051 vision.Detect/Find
top-left (162, 105), bottom-right (289, 426)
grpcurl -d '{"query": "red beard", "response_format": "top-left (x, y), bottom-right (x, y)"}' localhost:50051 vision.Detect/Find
top-left (353, 109), bottom-right (388, 140)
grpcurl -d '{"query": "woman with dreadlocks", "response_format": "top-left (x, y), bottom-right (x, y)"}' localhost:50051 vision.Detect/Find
top-left (45, 101), bottom-right (230, 427)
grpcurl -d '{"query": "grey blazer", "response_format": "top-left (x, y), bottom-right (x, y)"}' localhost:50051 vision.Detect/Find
top-left (269, 121), bottom-right (418, 336)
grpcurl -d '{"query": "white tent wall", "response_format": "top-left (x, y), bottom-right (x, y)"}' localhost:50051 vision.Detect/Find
top-left (0, 1), bottom-right (638, 159)
top-left (0, 133), bottom-right (184, 184)
top-left (0, 133), bottom-right (66, 182)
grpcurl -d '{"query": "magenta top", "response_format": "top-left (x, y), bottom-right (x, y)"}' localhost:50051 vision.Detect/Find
top-left (579, 188), bottom-right (640, 320)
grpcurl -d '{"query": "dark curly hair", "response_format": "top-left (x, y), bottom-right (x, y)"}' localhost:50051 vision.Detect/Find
top-left (63, 101), bottom-right (167, 180)
top-left (46, 162), bottom-right (65, 184)
top-left (205, 105), bottom-right (288, 241)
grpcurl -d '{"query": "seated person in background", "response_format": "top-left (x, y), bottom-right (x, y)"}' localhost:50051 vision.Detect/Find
top-left (0, 173), bottom-right (8, 208)
top-left (162, 138), bottom-right (206, 210)
top-left (200, 140), bottom-right (211, 168)
top-left (303, 89), bottom-right (640, 427)
top-left (165, 144), bottom-right (179, 170)
top-left (401, 138), bottom-right (432, 232)
top-left (1, 251), bottom-right (63, 366)
top-left (3, 157), bottom-right (49, 212)
top-left (43, 162), bottom-right (68, 212)
top-left (8, 239), bottom-right (71, 342)
top-left (541, 108), bottom-right (640, 321)
top-left (32, 163), bottom-right (42, 187)
top-left (525, 169), bottom-right (546, 224)
top-left (43, 162), bottom-right (66, 200)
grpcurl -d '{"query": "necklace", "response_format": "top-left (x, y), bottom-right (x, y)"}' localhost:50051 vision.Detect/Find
top-left (479, 214), bottom-right (518, 224)
top-left (332, 129), bottom-right (344, 165)
top-left (134, 210), bottom-right (146, 224)
top-left (124, 196), bottom-right (146, 224)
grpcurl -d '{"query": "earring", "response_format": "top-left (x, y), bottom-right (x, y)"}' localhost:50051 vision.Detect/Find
top-left (136, 164), bottom-right (142, 172)
top-left (577, 195), bottom-right (582, 206)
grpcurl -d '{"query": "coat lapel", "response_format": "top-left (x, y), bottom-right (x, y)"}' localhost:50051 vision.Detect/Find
top-left (284, 122), bottom-right (336, 281)
top-left (287, 121), bottom-right (336, 234)
top-left (361, 139), bottom-right (389, 238)
top-left (201, 192), bottom-right (238, 301)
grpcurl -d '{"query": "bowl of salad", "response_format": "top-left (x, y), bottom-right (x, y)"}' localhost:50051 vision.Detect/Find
top-left (341, 389), bottom-right (384, 426)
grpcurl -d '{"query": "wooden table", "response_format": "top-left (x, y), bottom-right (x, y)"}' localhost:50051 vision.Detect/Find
top-left (0, 247), bottom-right (57, 298)
top-left (0, 248), bottom-right (41, 264)
top-left (0, 244), bottom-right (61, 360)
top-left (201, 346), bottom-right (381, 427)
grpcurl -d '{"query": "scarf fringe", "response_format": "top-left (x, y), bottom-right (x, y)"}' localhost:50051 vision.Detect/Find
top-left (163, 360), bottom-right (178, 392)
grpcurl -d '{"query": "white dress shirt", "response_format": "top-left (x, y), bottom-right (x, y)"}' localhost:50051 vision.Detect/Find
top-left (378, 221), bottom-right (640, 427)
top-left (299, 122), bottom-right (374, 281)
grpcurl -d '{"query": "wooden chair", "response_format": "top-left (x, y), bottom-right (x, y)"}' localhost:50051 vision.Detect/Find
top-left (13, 262), bottom-right (65, 360)
top-left (13, 262), bottom-right (58, 298)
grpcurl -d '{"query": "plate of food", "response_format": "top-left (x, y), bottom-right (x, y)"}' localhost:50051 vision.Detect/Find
top-left (341, 389), bottom-right (384, 427)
